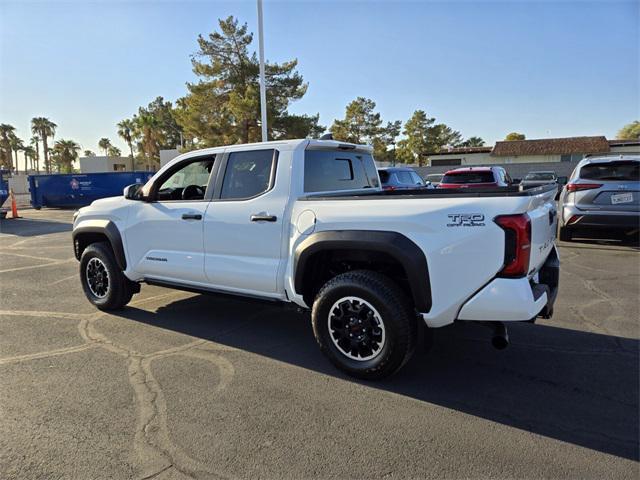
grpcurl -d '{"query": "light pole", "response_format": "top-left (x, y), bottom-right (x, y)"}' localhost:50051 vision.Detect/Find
top-left (257, 0), bottom-right (268, 142)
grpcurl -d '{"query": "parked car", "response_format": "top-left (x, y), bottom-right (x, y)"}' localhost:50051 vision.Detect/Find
top-left (521, 171), bottom-right (558, 188)
top-left (424, 173), bottom-right (444, 186)
top-left (72, 138), bottom-right (559, 379)
top-left (558, 155), bottom-right (639, 241)
top-left (437, 166), bottom-right (514, 189)
top-left (378, 167), bottom-right (432, 190)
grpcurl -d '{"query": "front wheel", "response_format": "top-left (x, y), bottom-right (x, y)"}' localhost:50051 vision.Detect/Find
top-left (79, 242), bottom-right (135, 310)
top-left (312, 270), bottom-right (417, 380)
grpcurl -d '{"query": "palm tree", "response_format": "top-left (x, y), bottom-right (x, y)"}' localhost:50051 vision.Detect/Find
top-left (9, 134), bottom-right (24, 171)
top-left (0, 123), bottom-right (16, 171)
top-left (22, 146), bottom-right (36, 174)
top-left (31, 117), bottom-right (57, 173)
top-left (52, 139), bottom-right (80, 173)
top-left (107, 145), bottom-right (122, 157)
top-left (83, 150), bottom-right (96, 157)
top-left (30, 135), bottom-right (41, 172)
top-left (117, 119), bottom-right (136, 160)
top-left (135, 113), bottom-right (163, 170)
top-left (98, 138), bottom-right (112, 156)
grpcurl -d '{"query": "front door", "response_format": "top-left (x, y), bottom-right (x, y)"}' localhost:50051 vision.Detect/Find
top-left (126, 157), bottom-right (216, 284)
top-left (203, 149), bottom-right (286, 296)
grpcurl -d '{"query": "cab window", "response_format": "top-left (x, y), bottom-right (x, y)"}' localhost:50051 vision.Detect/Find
top-left (304, 150), bottom-right (379, 192)
top-left (220, 149), bottom-right (277, 200)
top-left (156, 159), bottom-right (214, 201)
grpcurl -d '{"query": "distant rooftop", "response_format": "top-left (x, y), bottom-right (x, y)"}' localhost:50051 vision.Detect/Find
top-left (424, 135), bottom-right (629, 157)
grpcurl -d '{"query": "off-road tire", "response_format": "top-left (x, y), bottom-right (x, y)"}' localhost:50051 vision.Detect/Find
top-left (80, 241), bottom-right (135, 310)
top-left (312, 270), bottom-right (417, 380)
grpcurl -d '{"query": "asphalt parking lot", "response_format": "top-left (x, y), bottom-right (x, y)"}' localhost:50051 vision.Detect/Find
top-left (1, 208), bottom-right (638, 479)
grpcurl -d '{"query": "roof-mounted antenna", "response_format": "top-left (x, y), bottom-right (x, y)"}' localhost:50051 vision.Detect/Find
top-left (319, 133), bottom-right (333, 141)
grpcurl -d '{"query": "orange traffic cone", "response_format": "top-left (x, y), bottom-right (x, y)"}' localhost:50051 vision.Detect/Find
top-left (9, 189), bottom-right (21, 219)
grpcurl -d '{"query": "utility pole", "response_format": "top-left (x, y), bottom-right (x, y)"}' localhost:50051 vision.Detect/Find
top-left (257, 0), bottom-right (268, 142)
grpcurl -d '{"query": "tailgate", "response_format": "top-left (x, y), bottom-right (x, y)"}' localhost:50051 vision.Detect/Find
top-left (527, 187), bottom-right (557, 274)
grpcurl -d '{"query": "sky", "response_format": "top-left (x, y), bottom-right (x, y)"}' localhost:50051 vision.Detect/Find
top-left (1, 0), bottom-right (638, 156)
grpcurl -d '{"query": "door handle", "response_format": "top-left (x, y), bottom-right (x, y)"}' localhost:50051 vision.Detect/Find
top-left (181, 213), bottom-right (202, 220)
top-left (250, 214), bottom-right (277, 222)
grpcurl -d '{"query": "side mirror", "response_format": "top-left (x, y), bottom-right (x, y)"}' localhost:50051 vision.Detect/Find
top-left (124, 183), bottom-right (143, 200)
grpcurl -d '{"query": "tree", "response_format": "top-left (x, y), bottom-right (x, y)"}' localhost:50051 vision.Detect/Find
top-left (505, 132), bottom-right (525, 141)
top-left (98, 138), bottom-right (112, 156)
top-left (83, 150), bottom-right (96, 157)
top-left (429, 123), bottom-right (463, 150)
top-left (9, 134), bottom-right (24, 171)
top-left (31, 117), bottom-right (57, 173)
top-left (107, 145), bottom-right (122, 157)
top-left (0, 124), bottom-right (16, 171)
top-left (616, 121), bottom-right (640, 140)
top-left (134, 113), bottom-right (163, 170)
top-left (30, 135), bottom-right (41, 172)
top-left (380, 120), bottom-right (402, 164)
top-left (329, 97), bottom-right (395, 158)
top-left (395, 110), bottom-right (463, 165)
top-left (175, 16), bottom-right (321, 147)
top-left (52, 139), bottom-right (80, 173)
top-left (459, 136), bottom-right (485, 147)
top-left (396, 110), bottom-right (434, 166)
top-left (22, 146), bottom-right (36, 174)
top-left (117, 119), bottom-right (136, 159)
top-left (331, 97), bottom-right (382, 144)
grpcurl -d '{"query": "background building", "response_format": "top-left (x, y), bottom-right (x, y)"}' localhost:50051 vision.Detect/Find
top-left (79, 156), bottom-right (133, 174)
top-left (419, 137), bottom-right (640, 179)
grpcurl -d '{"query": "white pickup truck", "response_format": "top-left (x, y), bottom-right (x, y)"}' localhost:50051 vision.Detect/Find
top-left (72, 138), bottom-right (559, 379)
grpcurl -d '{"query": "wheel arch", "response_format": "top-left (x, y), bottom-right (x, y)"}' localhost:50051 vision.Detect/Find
top-left (293, 230), bottom-right (431, 312)
top-left (73, 219), bottom-right (127, 270)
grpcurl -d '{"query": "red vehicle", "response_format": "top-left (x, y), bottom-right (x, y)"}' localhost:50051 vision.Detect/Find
top-left (437, 166), bottom-right (514, 189)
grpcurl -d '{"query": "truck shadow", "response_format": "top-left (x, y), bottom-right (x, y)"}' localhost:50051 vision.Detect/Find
top-left (0, 218), bottom-right (71, 237)
top-left (120, 294), bottom-right (639, 461)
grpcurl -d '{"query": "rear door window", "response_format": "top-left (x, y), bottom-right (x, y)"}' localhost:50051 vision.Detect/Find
top-left (441, 171), bottom-right (495, 184)
top-left (304, 150), bottom-right (379, 192)
top-left (579, 161), bottom-right (639, 181)
top-left (220, 149), bottom-right (277, 200)
top-left (395, 171), bottom-right (414, 185)
top-left (410, 172), bottom-right (424, 185)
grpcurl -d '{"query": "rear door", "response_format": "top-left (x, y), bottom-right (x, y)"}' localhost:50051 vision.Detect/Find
top-left (203, 148), bottom-right (286, 296)
top-left (574, 160), bottom-right (640, 213)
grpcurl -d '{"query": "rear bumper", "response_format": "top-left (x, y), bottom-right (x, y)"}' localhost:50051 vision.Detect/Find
top-left (562, 205), bottom-right (640, 229)
top-left (456, 246), bottom-right (559, 322)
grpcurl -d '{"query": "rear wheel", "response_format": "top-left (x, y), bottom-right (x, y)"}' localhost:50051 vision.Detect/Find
top-left (312, 270), bottom-right (417, 380)
top-left (559, 226), bottom-right (573, 242)
top-left (80, 242), bottom-right (135, 310)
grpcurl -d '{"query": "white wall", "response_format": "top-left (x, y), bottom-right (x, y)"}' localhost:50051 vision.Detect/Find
top-left (79, 156), bottom-right (133, 173)
top-left (160, 149), bottom-right (180, 168)
top-left (8, 174), bottom-right (29, 194)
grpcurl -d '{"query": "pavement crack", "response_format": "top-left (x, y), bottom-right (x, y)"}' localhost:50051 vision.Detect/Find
top-left (139, 464), bottom-right (174, 480)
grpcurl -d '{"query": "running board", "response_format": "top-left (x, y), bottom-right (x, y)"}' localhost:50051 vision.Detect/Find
top-left (143, 278), bottom-right (286, 306)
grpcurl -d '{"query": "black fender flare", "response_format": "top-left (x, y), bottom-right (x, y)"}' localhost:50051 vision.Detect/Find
top-left (293, 230), bottom-right (431, 312)
top-left (72, 219), bottom-right (127, 270)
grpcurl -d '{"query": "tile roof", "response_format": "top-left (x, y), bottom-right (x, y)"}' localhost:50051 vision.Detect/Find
top-left (491, 136), bottom-right (610, 157)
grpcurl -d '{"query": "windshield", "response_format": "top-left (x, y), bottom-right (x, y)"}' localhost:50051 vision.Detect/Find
top-left (442, 171), bottom-right (495, 184)
top-left (525, 172), bottom-right (555, 181)
top-left (580, 161), bottom-right (639, 181)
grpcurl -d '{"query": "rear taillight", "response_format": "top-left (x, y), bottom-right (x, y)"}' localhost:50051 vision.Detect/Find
top-left (566, 183), bottom-right (602, 192)
top-left (495, 214), bottom-right (531, 277)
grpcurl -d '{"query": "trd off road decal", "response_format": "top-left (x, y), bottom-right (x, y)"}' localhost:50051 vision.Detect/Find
top-left (447, 214), bottom-right (485, 227)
